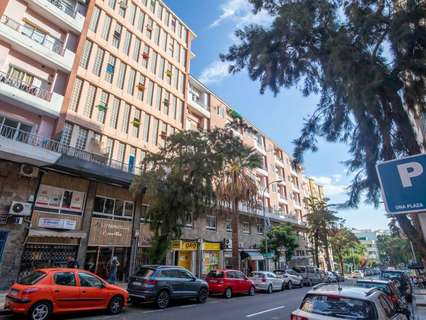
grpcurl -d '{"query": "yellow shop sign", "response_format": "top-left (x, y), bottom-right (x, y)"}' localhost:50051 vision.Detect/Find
top-left (171, 240), bottom-right (198, 251)
top-left (202, 242), bottom-right (221, 251)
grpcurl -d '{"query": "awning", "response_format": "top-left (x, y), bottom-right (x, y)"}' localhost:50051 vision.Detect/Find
top-left (241, 251), bottom-right (264, 261)
top-left (28, 229), bottom-right (87, 239)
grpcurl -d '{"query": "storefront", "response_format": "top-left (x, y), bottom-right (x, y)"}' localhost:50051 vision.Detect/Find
top-left (171, 240), bottom-right (198, 274)
top-left (136, 223), bottom-right (154, 267)
top-left (202, 242), bottom-right (221, 276)
top-left (241, 250), bottom-right (265, 274)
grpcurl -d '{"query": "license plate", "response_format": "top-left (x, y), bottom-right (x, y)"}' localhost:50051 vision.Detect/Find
top-left (209, 280), bottom-right (217, 283)
top-left (132, 281), bottom-right (142, 286)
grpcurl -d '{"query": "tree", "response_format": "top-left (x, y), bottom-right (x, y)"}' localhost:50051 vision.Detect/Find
top-left (343, 243), bottom-right (367, 271)
top-left (305, 196), bottom-right (340, 270)
top-left (259, 223), bottom-right (299, 268)
top-left (376, 233), bottom-right (412, 267)
top-left (221, 0), bottom-right (426, 260)
top-left (329, 226), bottom-right (359, 276)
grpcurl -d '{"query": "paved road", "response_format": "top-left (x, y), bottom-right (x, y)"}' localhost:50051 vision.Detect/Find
top-left (11, 287), bottom-right (309, 320)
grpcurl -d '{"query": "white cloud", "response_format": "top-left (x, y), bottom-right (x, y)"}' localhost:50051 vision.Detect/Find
top-left (311, 175), bottom-right (347, 198)
top-left (198, 60), bottom-right (231, 84)
top-left (210, 0), bottom-right (273, 29)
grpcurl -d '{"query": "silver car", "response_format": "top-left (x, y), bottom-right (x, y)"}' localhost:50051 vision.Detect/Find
top-left (249, 271), bottom-right (285, 293)
top-left (274, 269), bottom-right (303, 289)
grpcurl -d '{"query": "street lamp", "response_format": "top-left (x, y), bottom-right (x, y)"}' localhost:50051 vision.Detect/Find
top-left (262, 179), bottom-right (283, 271)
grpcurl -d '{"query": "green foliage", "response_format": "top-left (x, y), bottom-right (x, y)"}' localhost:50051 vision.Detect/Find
top-left (221, 0), bottom-right (426, 258)
top-left (343, 243), bottom-right (367, 269)
top-left (259, 223), bottom-right (299, 263)
top-left (329, 226), bottom-right (359, 275)
top-left (376, 234), bottom-right (412, 267)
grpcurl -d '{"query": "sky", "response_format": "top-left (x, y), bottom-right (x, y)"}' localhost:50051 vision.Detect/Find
top-left (166, 0), bottom-right (390, 230)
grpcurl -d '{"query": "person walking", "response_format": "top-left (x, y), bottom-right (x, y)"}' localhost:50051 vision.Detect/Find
top-left (108, 256), bottom-right (120, 284)
top-left (66, 256), bottom-right (79, 269)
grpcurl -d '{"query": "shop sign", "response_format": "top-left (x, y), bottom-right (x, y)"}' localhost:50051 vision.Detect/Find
top-left (38, 217), bottom-right (77, 230)
top-left (171, 240), bottom-right (198, 251)
top-left (202, 242), bottom-right (221, 251)
top-left (36, 185), bottom-right (85, 213)
top-left (88, 218), bottom-right (132, 247)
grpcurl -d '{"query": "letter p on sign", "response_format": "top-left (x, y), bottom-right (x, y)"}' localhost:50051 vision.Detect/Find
top-left (397, 162), bottom-right (423, 188)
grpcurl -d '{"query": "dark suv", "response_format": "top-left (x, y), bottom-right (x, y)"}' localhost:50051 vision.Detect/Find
top-left (380, 270), bottom-right (413, 302)
top-left (127, 265), bottom-right (209, 308)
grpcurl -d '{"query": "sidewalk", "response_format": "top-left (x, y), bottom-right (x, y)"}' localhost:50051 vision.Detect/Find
top-left (414, 288), bottom-right (426, 320)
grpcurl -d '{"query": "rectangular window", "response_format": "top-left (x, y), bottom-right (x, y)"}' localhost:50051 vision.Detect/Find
top-left (92, 47), bottom-right (105, 77)
top-left (69, 78), bottom-right (83, 112)
top-left (79, 40), bottom-right (93, 69)
top-left (121, 103), bottom-right (130, 133)
top-left (151, 117), bottom-right (159, 145)
top-left (109, 96), bottom-right (120, 129)
top-left (143, 113), bottom-right (150, 143)
top-left (97, 91), bottom-right (108, 123)
top-left (159, 121), bottom-right (167, 147)
top-left (94, 196), bottom-right (134, 220)
top-left (112, 23), bottom-right (122, 49)
top-left (153, 23), bottom-right (160, 45)
top-left (178, 72), bottom-right (185, 94)
top-left (104, 54), bottom-right (116, 83)
top-left (162, 90), bottom-right (170, 115)
top-left (89, 6), bottom-right (101, 32)
top-left (105, 137), bottom-right (114, 159)
top-left (127, 2), bottom-right (136, 24)
top-left (0, 231), bottom-right (8, 263)
top-left (117, 61), bottom-right (127, 90)
top-left (176, 99), bottom-right (183, 123)
top-left (181, 26), bottom-right (187, 42)
top-left (157, 56), bottom-right (165, 79)
top-left (141, 44), bottom-right (150, 69)
top-left (257, 223), bottom-right (264, 235)
top-left (145, 17), bottom-right (153, 39)
top-left (206, 215), bottom-right (217, 230)
top-left (180, 46), bottom-right (186, 68)
top-left (225, 220), bottom-right (232, 232)
top-left (132, 109), bottom-right (141, 137)
top-left (137, 9), bottom-right (145, 33)
top-left (145, 79), bottom-right (154, 106)
top-left (149, 51), bottom-right (158, 74)
top-left (101, 15), bottom-right (112, 40)
top-left (83, 84), bottom-right (96, 117)
top-left (61, 122), bottom-right (73, 146)
top-left (136, 73), bottom-right (145, 101)
top-left (118, 0), bottom-right (127, 17)
top-left (242, 221), bottom-right (250, 234)
top-left (132, 37), bottom-right (141, 62)
top-left (122, 30), bottom-right (132, 55)
top-left (172, 66), bottom-right (178, 90)
top-left (170, 94), bottom-right (176, 119)
top-left (154, 85), bottom-right (162, 111)
top-left (127, 68), bottom-right (136, 96)
top-left (108, 0), bottom-right (116, 9)
top-left (117, 142), bottom-right (125, 162)
top-left (75, 127), bottom-right (88, 150)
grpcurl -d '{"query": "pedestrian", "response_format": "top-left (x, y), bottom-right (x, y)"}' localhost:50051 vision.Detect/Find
top-left (66, 256), bottom-right (79, 269)
top-left (108, 256), bottom-right (120, 284)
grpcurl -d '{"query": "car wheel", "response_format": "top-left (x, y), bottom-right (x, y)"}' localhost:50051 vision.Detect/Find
top-left (267, 284), bottom-right (273, 294)
top-left (197, 287), bottom-right (208, 303)
top-left (287, 281), bottom-right (293, 290)
top-left (29, 301), bottom-right (52, 320)
top-left (156, 290), bottom-right (170, 309)
top-left (108, 295), bottom-right (124, 315)
top-left (224, 287), bottom-right (232, 299)
top-left (249, 286), bottom-right (256, 296)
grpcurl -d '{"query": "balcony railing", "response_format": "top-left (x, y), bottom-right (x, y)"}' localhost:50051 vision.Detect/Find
top-left (0, 124), bottom-right (139, 174)
top-left (1, 15), bottom-right (65, 55)
top-left (0, 71), bottom-right (52, 101)
top-left (46, 0), bottom-right (78, 17)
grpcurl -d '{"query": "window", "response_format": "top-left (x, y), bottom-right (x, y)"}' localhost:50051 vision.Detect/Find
top-left (127, 2), bottom-right (136, 24)
top-left (137, 9), bottom-right (145, 33)
top-left (78, 272), bottom-right (103, 288)
top-left (17, 271), bottom-right (46, 285)
top-left (141, 44), bottom-right (150, 69)
top-left (75, 127), bottom-right (88, 150)
top-left (83, 84), bottom-right (96, 117)
top-left (93, 196), bottom-right (134, 219)
top-left (151, 117), bottom-right (159, 145)
top-left (149, 51), bottom-right (158, 74)
top-left (242, 221), bottom-right (250, 234)
top-left (137, 73), bottom-right (145, 101)
top-left (69, 78), bottom-right (83, 112)
top-left (154, 85), bottom-right (162, 111)
top-left (225, 220), bottom-right (232, 232)
top-left (0, 231), bottom-right (8, 263)
top-left (117, 142), bottom-right (125, 163)
top-left (184, 213), bottom-right (193, 228)
top-left (132, 37), bottom-right (141, 62)
top-left (97, 91), bottom-right (108, 123)
top-left (145, 79), bottom-right (154, 106)
top-left (89, 6), bottom-right (101, 32)
top-left (105, 138), bottom-right (114, 159)
top-left (105, 54), bottom-right (116, 83)
top-left (206, 215), bottom-right (217, 230)
top-left (101, 15), bottom-right (112, 40)
top-left (92, 47), bottom-right (105, 77)
top-left (145, 17), bottom-right (153, 39)
top-left (122, 30), bottom-right (132, 55)
top-left (109, 96), bottom-right (120, 129)
top-left (153, 23), bottom-right (160, 45)
top-left (54, 272), bottom-right (76, 286)
top-left (176, 99), bottom-right (183, 123)
top-left (117, 61), bottom-right (127, 89)
top-left (132, 109), bottom-right (141, 137)
top-left (257, 223), bottom-right (264, 234)
top-left (143, 113), bottom-right (150, 143)
top-left (80, 40), bottom-right (93, 69)
top-left (61, 122), bottom-right (73, 145)
top-left (121, 103), bottom-right (130, 133)
top-left (112, 23), bottom-right (122, 49)
top-left (108, 0), bottom-right (116, 9)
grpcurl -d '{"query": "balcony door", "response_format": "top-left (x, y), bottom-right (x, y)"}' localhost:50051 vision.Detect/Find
top-left (0, 115), bottom-right (33, 142)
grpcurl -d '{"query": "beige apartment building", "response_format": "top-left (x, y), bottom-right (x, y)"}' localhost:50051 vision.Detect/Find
top-left (0, 0), bottom-right (324, 287)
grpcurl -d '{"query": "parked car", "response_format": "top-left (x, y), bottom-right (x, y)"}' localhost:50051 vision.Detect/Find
top-left (381, 270), bottom-right (413, 303)
top-left (205, 269), bottom-right (255, 298)
top-left (273, 269), bottom-right (303, 288)
top-left (292, 266), bottom-right (323, 286)
top-left (291, 284), bottom-right (409, 320)
top-left (249, 271), bottom-right (285, 293)
top-left (333, 270), bottom-right (345, 282)
top-left (127, 265), bottom-right (208, 309)
top-left (356, 279), bottom-right (411, 318)
top-left (5, 268), bottom-right (128, 320)
top-left (351, 270), bottom-right (364, 278)
top-left (325, 271), bottom-right (338, 283)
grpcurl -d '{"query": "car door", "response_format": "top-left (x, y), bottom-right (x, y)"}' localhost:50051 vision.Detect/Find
top-left (227, 271), bottom-right (239, 293)
top-left (270, 273), bottom-right (282, 290)
top-left (78, 272), bottom-right (107, 310)
top-left (235, 271), bottom-right (249, 293)
top-left (51, 271), bottom-right (81, 312)
top-left (160, 269), bottom-right (183, 298)
top-left (176, 269), bottom-right (198, 298)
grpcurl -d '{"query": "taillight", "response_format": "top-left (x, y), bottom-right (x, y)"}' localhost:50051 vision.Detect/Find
top-left (262, 277), bottom-right (267, 283)
top-left (144, 279), bottom-right (157, 285)
top-left (22, 288), bottom-right (39, 294)
top-left (291, 314), bottom-right (308, 320)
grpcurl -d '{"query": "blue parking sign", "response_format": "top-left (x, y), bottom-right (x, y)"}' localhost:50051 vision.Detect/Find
top-left (377, 154), bottom-right (426, 214)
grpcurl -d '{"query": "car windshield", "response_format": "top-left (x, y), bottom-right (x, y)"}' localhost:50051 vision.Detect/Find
top-left (356, 282), bottom-right (390, 295)
top-left (293, 267), bottom-right (305, 273)
top-left (207, 271), bottom-right (224, 278)
top-left (301, 294), bottom-right (375, 320)
top-left (381, 271), bottom-right (402, 279)
top-left (17, 271), bottom-right (46, 285)
top-left (274, 270), bottom-right (285, 275)
top-left (250, 272), bottom-right (266, 278)
top-left (135, 268), bottom-right (155, 277)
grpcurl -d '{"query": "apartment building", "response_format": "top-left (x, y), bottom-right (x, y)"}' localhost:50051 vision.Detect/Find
top-left (0, 0), bottom-right (325, 287)
top-left (353, 229), bottom-right (387, 264)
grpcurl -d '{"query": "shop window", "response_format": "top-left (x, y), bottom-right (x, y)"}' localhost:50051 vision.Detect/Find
top-left (206, 215), bottom-right (217, 231)
top-left (242, 221), bottom-right (250, 234)
top-left (93, 196), bottom-right (134, 220)
top-left (54, 272), bottom-right (76, 286)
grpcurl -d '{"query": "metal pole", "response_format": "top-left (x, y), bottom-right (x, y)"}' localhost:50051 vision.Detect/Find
top-left (410, 240), bottom-right (417, 263)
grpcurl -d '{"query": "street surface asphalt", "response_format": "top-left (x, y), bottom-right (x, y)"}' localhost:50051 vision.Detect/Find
top-left (2, 286), bottom-right (310, 320)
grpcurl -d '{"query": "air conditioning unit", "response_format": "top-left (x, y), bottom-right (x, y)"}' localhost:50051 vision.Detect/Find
top-left (9, 201), bottom-right (32, 216)
top-left (20, 165), bottom-right (39, 178)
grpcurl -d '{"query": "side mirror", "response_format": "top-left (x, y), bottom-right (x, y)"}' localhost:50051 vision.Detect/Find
top-left (192, 276), bottom-right (197, 281)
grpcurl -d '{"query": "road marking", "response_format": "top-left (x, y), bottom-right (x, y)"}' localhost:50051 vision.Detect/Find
top-left (179, 304), bottom-right (197, 309)
top-left (246, 306), bottom-right (285, 318)
top-left (142, 309), bottom-right (165, 314)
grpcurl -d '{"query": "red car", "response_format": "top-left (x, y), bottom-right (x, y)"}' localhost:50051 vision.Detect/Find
top-left (206, 269), bottom-right (255, 298)
top-left (5, 268), bottom-right (128, 320)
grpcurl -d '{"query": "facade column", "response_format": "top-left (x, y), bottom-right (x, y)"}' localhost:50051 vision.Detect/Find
top-left (129, 194), bottom-right (143, 277)
top-left (77, 180), bottom-right (97, 267)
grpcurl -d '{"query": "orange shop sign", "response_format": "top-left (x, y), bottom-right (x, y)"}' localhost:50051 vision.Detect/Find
top-left (171, 240), bottom-right (198, 251)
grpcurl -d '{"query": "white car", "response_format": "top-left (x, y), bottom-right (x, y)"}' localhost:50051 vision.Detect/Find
top-left (291, 284), bottom-right (408, 320)
top-left (274, 269), bottom-right (303, 289)
top-left (249, 271), bottom-right (285, 293)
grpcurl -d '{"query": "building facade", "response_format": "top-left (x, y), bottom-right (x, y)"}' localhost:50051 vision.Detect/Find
top-left (353, 229), bottom-right (387, 265)
top-left (0, 0), bottom-right (325, 288)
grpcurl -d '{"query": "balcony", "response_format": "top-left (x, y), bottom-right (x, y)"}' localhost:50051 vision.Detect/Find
top-left (25, 0), bottom-right (85, 33)
top-left (0, 71), bottom-right (63, 117)
top-left (275, 156), bottom-right (285, 167)
top-left (278, 194), bottom-right (288, 203)
top-left (188, 97), bottom-right (210, 119)
top-left (0, 15), bottom-right (75, 72)
top-left (0, 124), bottom-right (139, 186)
top-left (238, 203), bottom-right (304, 226)
top-left (254, 142), bottom-right (266, 155)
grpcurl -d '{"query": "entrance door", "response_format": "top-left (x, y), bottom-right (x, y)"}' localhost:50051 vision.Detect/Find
top-left (177, 251), bottom-right (192, 271)
top-left (0, 231), bottom-right (8, 262)
top-left (97, 247), bottom-right (113, 279)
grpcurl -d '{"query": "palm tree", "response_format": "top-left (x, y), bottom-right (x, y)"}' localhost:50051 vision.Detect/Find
top-left (215, 150), bottom-right (261, 270)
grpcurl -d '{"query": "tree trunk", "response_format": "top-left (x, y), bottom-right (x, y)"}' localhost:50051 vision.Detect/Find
top-left (339, 256), bottom-right (345, 276)
top-left (314, 236), bottom-right (320, 267)
top-left (231, 198), bottom-right (240, 270)
top-left (323, 236), bottom-right (332, 271)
